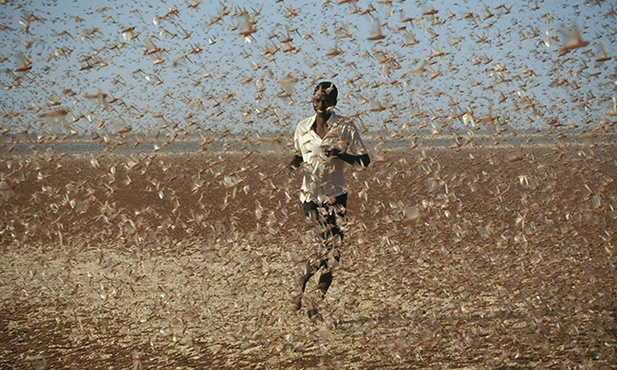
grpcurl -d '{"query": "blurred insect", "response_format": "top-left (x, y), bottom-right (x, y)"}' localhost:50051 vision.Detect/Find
top-left (367, 18), bottom-right (386, 41)
top-left (121, 26), bottom-right (138, 42)
top-left (39, 108), bottom-right (76, 134)
top-left (558, 24), bottom-right (589, 54)
top-left (142, 36), bottom-right (166, 65)
top-left (236, 7), bottom-right (259, 42)
top-left (14, 53), bottom-right (32, 73)
top-left (594, 42), bottom-right (611, 63)
top-left (132, 349), bottom-right (143, 370)
top-left (604, 97), bottom-right (617, 117)
top-left (277, 74), bottom-right (298, 96)
top-left (84, 93), bottom-right (110, 110)
top-left (0, 179), bottom-right (15, 202)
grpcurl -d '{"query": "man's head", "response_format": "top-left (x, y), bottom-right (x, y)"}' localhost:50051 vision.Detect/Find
top-left (312, 81), bottom-right (337, 114)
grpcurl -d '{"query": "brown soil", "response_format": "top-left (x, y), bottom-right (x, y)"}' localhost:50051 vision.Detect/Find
top-left (0, 140), bottom-right (616, 369)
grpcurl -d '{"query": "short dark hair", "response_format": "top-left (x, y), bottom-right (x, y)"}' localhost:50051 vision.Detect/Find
top-left (314, 81), bottom-right (337, 105)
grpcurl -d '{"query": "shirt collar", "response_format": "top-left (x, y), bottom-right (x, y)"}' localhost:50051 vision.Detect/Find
top-left (310, 111), bottom-right (338, 129)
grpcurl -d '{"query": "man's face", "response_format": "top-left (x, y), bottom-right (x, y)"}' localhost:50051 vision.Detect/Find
top-left (312, 91), bottom-right (335, 115)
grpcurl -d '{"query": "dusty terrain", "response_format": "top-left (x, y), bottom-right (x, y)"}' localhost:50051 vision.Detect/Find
top-left (0, 137), bottom-right (616, 369)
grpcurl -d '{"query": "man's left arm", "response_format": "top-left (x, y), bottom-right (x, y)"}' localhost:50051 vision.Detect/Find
top-left (326, 148), bottom-right (370, 167)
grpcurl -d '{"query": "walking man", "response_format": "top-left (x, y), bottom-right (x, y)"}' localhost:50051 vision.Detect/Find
top-left (288, 81), bottom-right (370, 319)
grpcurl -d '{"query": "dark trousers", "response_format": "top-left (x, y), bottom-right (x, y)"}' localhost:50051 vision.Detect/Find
top-left (297, 193), bottom-right (347, 302)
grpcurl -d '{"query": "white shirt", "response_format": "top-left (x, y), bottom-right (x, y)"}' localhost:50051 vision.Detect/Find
top-left (293, 112), bottom-right (367, 204)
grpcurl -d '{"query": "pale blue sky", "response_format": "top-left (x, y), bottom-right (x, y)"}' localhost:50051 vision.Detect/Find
top-left (1, 0), bottom-right (615, 136)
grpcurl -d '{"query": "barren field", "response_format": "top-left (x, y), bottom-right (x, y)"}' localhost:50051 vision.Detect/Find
top-left (0, 139), bottom-right (616, 369)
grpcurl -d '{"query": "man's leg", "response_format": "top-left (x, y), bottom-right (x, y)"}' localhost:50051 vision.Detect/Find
top-left (315, 194), bottom-right (347, 301)
top-left (317, 269), bottom-right (333, 297)
top-left (297, 196), bottom-right (347, 316)
top-left (315, 238), bottom-right (340, 298)
top-left (293, 259), bottom-right (317, 310)
top-left (294, 201), bottom-right (320, 311)
top-left (307, 258), bottom-right (328, 320)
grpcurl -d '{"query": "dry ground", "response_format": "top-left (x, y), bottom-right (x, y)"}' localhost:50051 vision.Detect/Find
top-left (0, 139), bottom-right (616, 369)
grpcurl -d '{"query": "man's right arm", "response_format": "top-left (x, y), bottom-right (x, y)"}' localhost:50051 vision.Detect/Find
top-left (288, 154), bottom-right (303, 170)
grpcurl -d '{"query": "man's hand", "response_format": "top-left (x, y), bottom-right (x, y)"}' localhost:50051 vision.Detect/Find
top-left (289, 154), bottom-right (303, 171)
top-left (325, 148), bottom-right (371, 167)
top-left (324, 147), bottom-right (342, 158)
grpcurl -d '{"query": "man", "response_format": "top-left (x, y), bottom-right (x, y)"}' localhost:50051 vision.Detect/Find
top-left (289, 81), bottom-right (370, 319)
